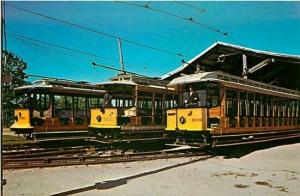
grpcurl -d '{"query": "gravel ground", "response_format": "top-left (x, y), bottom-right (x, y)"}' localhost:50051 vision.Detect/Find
top-left (4, 142), bottom-right (300, 196)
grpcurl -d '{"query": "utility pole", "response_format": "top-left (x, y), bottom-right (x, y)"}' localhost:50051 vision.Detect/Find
top-left (1, 1), bottom-right (7, 195)
top-left (117, 38), bottom-right (125, 74)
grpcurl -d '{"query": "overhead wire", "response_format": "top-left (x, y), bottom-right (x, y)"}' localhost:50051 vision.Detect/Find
top-left (8, 32), bottom-right (166, 75)
top-left (173, 1), bottom-right (206, 13)
top-left (7, 3), bottom-right (239, 76)
top-left (8, 32), bottom-right (117, 62)
top-left (116, 1), bottom-right (245, 46)
top-left (10, 35), bottom-right (82, 59)
top-left (12, 36), bottom-right (120, 81)
top-left (6, 3), bottom-right (189, 58)
top-left (116, 1), bottom-right (228, 36)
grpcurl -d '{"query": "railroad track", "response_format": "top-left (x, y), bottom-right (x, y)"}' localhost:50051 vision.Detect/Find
top-left (3, 149), bottom-right (211, 170)
top-left (2, 145), bottom-right (110, 159)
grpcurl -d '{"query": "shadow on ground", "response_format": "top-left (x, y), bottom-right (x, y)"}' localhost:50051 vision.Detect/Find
top-left (51, 138), bottom-right (299, 195)
top-left (51, 156), bottom-right (211, 196)
top-left (214, 138), bottom-right (300, 159)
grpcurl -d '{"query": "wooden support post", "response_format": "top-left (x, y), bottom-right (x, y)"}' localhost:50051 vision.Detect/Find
top-left (39, 93), bottom-right (42, 117)
top-left (50, 94), bottom-right (54, 118)
top-left (84, 97), bottom-right (88, 119)
top-left (43, 94), bottom-right (47, 111)
top-left (123, 91), bottom-right (125, 107)
top-left (71, 96), bottom-right (75, 119)
top-left (97, 98), bottom-right (100, 108)
top-left (116, 98), bottom-right (119, 107)
top-left (177, 87), bottom-right (182, 106)
top-left (135, 86), bottom-right (138, 107)
top-left (76, 96), bottom-right (79, 116)
top-left (162, 93), bottom-right (166, 124)
top-left (220, 86), bottom-right (226, 132)
top-left (64, 96), bottom-right (67, 110)
top-left (33, 93), bottom-right (37, 110)
top-left (132, 90), bottom-right (135, 107)
top-left (151, 92), bottom-right (155, 125)
top-left (253, 93), bottom-right (256, 128)
top-left (236, 91), bottom-right (240, 128)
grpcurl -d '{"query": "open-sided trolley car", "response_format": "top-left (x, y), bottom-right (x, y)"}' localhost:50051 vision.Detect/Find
top-left (10, 79), bottom-right (105, 138)
top-left (88, 74), bottom-right (178, 143)
top-left (165, 71), bottom-right (300, 147)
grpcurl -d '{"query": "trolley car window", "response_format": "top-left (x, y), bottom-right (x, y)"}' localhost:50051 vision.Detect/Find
top-left (182, 83), bottom-right (205, 107)
top-left (248, 93), bottom-right (254, 117)
top-left (296, 100), bottom-right (298, 120)
top-left (89, 98), bottom-right (99, 108)
top-left (165, 95), bottom-right (178, 109)
top-left (226, 90), bottom-right (238, 117)
top-left (262, 95), bottom-right (268, 117)
top-left (207, 83), bottom-right (219, 108)
top-left (256, 94), bottom-right (262, 117)
top-left (269, 96), bottom-right (273, 117)
top-left (182, 82), bottom-right (219, 108)
top-left (77, 97), bottom-right (85, 111)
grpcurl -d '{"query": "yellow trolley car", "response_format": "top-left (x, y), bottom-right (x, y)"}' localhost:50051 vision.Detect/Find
top-left (89, 74), bottom-right (177, 143)
top-left (165, 71), bottom-right (300, 147)
top-left (10, 79), bottom-right (105, 139)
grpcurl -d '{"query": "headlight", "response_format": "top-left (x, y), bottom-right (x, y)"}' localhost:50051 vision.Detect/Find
top-left (96, 115), bottom-right (102, 122)
top-left (179, 116), bottom-right (186, 124)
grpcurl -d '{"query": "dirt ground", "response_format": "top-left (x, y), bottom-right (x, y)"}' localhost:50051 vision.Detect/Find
top-left (3, 142), bottom-right (300, 196)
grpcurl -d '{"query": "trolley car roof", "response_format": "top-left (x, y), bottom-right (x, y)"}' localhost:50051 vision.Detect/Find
top-left (14, 79), bottom-right (105, 96)
top-left (169, 71), bottom-right (300, 99)
top-left (96, 73), bottom-right (174, 92)
top-left (162, 42), bottom-right (300, 90)
top-left (97, 79), bottom-right (175, 93)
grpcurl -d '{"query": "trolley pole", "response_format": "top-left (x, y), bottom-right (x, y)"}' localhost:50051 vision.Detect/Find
top-left (117, 38), bottom-right (125, 74)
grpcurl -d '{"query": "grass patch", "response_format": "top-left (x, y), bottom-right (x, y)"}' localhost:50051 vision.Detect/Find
top-left (3, 135), bottom-right (34, 146)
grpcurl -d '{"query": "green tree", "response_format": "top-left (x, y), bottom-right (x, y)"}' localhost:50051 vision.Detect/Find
top-left (2, 50), bottom-right (28, 127)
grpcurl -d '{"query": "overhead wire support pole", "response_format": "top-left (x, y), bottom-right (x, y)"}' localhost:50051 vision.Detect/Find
top-left (117, 38), bottom-right (125, 74)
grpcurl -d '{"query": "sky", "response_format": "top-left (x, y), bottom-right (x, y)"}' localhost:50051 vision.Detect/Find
top-left (4, 1), bottom-right (300, 83)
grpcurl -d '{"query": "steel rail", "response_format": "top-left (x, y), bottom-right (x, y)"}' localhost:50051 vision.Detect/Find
top-left (214, 133), bottom-right (300, 147)
top-left (3, 150), bottom-right (211, 170)
top-left (2, 145), bottom-right (116, 159)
